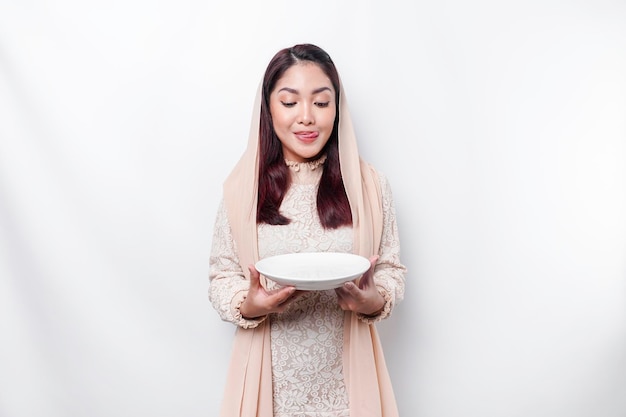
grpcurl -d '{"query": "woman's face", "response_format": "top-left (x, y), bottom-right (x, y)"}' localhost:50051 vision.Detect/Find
top-left (269, 62), bottom-right (337, 163)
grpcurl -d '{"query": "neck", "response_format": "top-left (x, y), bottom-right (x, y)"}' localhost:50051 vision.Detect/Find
top-left (284, 154), bottom-right (327, 172)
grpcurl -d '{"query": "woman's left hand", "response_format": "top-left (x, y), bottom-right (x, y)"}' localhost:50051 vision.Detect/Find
top-left (335, 255), bottom-right (385, 316)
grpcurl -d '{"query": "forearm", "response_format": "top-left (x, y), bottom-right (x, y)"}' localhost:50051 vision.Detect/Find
top-left (357, 172), bottom-right (407, 323)
top-left (208, 200), bottom-right (266, 328)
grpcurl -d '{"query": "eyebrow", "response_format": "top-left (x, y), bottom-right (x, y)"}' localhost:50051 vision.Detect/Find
top-left (277, 86), bottom-right (333, 95)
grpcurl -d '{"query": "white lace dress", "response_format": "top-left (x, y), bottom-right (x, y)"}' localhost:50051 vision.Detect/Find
top-left (209, 160), bottom-right (406, 417)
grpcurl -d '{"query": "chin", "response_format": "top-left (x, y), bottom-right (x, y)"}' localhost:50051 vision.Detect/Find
top-left (302, 151), bottom-right (325, 161)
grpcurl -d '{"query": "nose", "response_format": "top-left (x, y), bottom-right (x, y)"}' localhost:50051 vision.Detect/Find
top-left (298, 104), bottom-right (314, 125)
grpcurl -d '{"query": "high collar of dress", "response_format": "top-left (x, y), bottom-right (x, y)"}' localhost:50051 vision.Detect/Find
top-left (285, 154), bottom-right (326, 185)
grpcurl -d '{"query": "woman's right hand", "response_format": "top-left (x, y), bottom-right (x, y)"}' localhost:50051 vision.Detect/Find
top-left (239, 264), bottom-right (302, 319)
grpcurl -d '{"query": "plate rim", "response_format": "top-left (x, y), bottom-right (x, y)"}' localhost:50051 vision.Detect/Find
top-left (254, 252), bottom-right (370, 283)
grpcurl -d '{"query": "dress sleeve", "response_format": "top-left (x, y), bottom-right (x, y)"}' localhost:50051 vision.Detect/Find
top-left (357, 173), bottom-right (407, 324)
top-left (208, 199), bottom-right (267, 329)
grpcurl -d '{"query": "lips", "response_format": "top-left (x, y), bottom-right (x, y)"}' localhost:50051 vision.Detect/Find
top-left (294, 131), bottom-right (319, 142)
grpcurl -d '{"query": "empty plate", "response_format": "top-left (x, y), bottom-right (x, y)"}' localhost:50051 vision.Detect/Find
top-left (255, 252), bottom-right (371, 290)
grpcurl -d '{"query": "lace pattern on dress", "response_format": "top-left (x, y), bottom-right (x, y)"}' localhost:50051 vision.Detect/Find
top-left (258, 177), bottom-right (352, 415)
top-left (208, 160), bottom-right (406, 416)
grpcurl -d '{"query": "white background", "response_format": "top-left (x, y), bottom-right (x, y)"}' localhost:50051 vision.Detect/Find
top-left (1, 1), bottom-right (625, 416)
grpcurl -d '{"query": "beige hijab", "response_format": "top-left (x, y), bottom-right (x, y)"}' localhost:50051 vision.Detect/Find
top-left (220, 78), bottom-right (399, 417)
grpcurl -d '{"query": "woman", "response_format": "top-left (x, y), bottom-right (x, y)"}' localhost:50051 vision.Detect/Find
top-left (209, 43), bottom-right (406, 417)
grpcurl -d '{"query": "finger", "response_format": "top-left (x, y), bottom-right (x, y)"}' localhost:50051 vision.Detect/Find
top-left (247, 265), bottom-right (261, 290)
top-left (341, 281), bottom-right (364, 299)
top-left (334, 288), bottom-right (349, 310)
top-left (366, 255), bottom-right (379, 275)
top-left (335, 285), bottom-right (349, 299)
top-left (289, 290), bottom-right (306, 302)
top-left (272, 286), bottom-right (297, 306)
top-left (359, 255), bottom-right (380, 289)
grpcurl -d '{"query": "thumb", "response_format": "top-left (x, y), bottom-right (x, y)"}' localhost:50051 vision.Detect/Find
top-left (247, 265), bottom-right (261, 289)
top-left (359, 255), bottom-right (379, 289)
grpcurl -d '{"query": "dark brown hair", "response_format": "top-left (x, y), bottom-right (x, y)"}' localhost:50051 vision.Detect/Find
top-left (257, 44), bottom-right (352, 229)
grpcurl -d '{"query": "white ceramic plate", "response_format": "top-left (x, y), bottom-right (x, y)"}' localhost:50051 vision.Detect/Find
top-left (255, 252), bottom-right (371, 290)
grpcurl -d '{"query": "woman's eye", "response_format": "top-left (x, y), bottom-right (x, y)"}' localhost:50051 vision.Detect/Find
top-left (315, 102), bottom-right (330, 108)
top-left (281, 101), bottom-right (296, 108)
